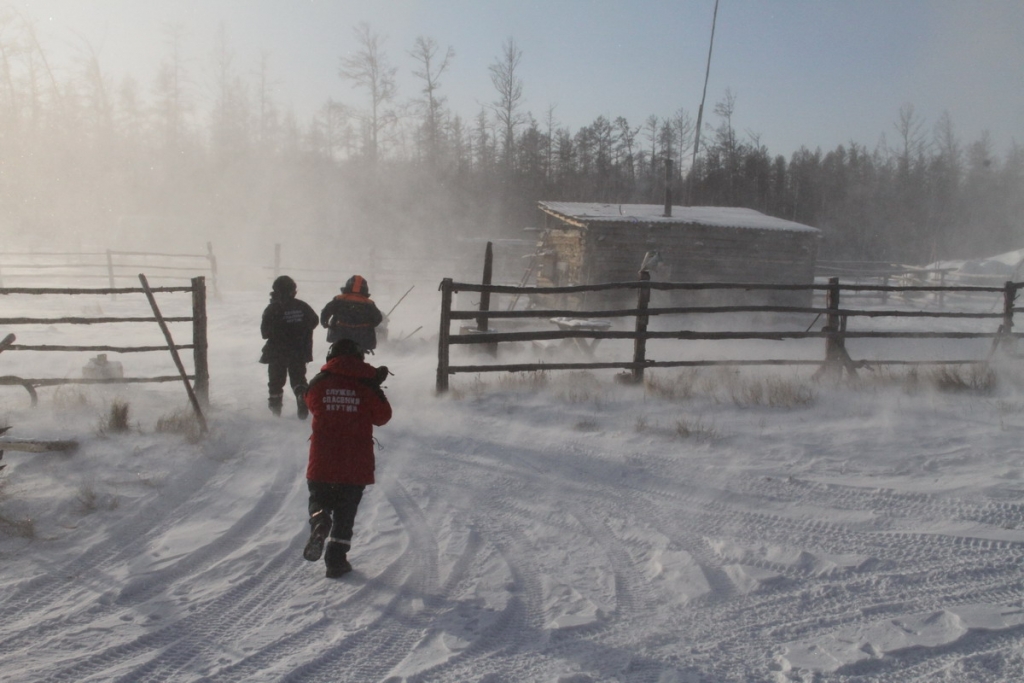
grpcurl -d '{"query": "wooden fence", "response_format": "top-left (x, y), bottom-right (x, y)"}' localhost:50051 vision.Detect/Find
top-left (0, 244), bottom-right (218, 294)
top-left (435, 275), bottom-right (1021, 392)
top-left (0, 276), bottom-right (209, 419)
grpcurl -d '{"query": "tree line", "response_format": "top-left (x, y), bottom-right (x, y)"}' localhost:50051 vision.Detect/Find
top-left (1, 14), bottom-right (1021, 269)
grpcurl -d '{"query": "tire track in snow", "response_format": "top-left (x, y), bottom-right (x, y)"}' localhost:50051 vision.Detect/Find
top-left (0, 449), bottom-right (232, 659)
top-left (468, 418), bottom-right (1024, 681)
top-left (182, 479), bottom-right (442, 683)
top-left (5, 428), bottom-right (305, 682)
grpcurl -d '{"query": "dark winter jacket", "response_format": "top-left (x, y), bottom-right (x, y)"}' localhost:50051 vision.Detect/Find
top-left (305, 355), bottom-right (392, 485)
top-left (260, 293), bottom-right (318, 364)
top-left (320, 294), bottom-right (383, 351)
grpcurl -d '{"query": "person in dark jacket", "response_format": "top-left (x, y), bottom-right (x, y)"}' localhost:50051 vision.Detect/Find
top-left (302, 339), bottom-right (392, 578)
top-left (320, 275), bottom-right (384, 353)
top-left (260, 275), bottom-right (318, 418)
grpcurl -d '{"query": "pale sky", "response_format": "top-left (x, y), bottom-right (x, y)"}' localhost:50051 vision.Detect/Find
top-left (18, 0), bottom-right (1024, 159)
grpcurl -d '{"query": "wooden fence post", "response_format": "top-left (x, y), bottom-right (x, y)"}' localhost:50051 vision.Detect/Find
top-left (106, 250), bottom-right (115, 290)
top-left (206, 242), bottom-right (218, 297)
top-left (192, 276), bottom-right (209, 406)
top-left (631, 269), bottom-right (651, 383)
top-left (1003, 281), bottom-right (1015, 334)
top-left (477, 242), bottom-right (493, 332)
top-left (989, 280), bottom-right (1017, 359)
top-left (436, 278), bottom-right (453, 393)
top-left (814, 276), bottom-right (857, 379)
top-left (273, 243), bottom-right (281, 279)
top-left (825, 276), bottom-right (839, 365)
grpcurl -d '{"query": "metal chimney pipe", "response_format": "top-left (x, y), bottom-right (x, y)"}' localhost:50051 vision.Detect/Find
top-left (663, 158), bottom-right (673, 217)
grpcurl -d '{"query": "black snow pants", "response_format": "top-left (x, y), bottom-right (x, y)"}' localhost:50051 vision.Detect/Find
top-left (267, 358), bottom-right (308, 408)
top-left (307, 481), bottom-right (365, 569)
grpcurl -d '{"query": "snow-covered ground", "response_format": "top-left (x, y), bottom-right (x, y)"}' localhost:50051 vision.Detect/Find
top-left (2, 287), bottom-right (1024, 682)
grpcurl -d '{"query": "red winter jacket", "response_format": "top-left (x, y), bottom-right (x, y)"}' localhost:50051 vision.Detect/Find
top-left (304, 355), bottom-right (392, 485)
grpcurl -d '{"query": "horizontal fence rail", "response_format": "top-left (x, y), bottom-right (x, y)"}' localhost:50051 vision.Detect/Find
top-left (0, 278), bottom-right (209, 408)
top-left (0, 245), bottom-right (218, 294)
top-left (435, 274), bottom-right (1021, 392)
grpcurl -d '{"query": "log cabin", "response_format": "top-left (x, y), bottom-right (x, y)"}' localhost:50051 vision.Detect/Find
top-left (534, 201), bottom-right (821, 307)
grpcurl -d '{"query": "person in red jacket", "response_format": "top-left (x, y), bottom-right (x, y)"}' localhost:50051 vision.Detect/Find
top-left (302, 339), bottom-right (392, 578)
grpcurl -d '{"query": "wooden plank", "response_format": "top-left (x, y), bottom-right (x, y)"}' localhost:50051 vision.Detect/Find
top-left (448, 306), bottom-right (1004, 321)
top-left (24, 376), bottom-right (194, 386)
top-left (0, 438), bottom-right (78, 453)
top-left (449, 280), bottom-right (1007, 295)
top-left (138, 274), bottom-right (208, 434)
top-left (8, 344), bottom-right (193, 353)
top-left (0, 286), bottom-right (192, 295)
top-left (0, 316), bottom-right (192, 325)
top-left (450, 329), bottom-right (1012, 345)
top-left (447, 359), bottom-right (988, 375)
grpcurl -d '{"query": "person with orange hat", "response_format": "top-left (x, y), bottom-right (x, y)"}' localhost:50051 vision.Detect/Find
top-left (319, 275), bottom-right (384, 353)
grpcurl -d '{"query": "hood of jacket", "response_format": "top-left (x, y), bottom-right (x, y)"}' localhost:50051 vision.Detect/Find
top-left (319, 354), bottom-right (377, 379)
top-left (336, 292), bottom-right (374, 304)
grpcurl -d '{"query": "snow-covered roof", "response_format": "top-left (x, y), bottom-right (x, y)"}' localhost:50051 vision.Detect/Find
top-left (539, 201), bottom-right (820, 234)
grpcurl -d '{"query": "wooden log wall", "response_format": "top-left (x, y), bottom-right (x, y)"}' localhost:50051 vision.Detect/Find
top-left (542, 222), bottom-right (819, 308)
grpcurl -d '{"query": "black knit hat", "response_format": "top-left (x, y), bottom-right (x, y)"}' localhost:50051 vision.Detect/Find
top-left (272, 275), bottom-right (297, 297)
top-left (343, 275), bottom-right (370, 297)
top-left (327, 339), bottom-right (363, 360)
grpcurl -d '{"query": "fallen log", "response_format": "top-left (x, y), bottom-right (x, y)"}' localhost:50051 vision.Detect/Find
top-left (0, 438), bottom-right (78, 453)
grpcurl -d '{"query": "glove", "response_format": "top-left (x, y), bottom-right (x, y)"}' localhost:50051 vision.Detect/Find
top-left (360, 365), bottom-right (390, 389)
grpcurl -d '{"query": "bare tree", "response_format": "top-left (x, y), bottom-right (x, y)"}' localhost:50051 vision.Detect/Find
top-left (615, 116), bottom-right (640, 186)
top-left (933, 110), bottom-right (961, 175)
top-left (71, 34), bottom-right (113, 144)
top-left (671, 108), bottom-right (694, 175)
top-left (488, 37), bottom-right (526, 169)
top-left (544, 104), bottom-right (558, 182)
top-left (313, 98), bottom-right (353, 161)
top-left (339, 22), bottom-right (397, 165)
top-left (0, 10), bottom-right (29, 131)
top-left (22, 15), bottom-right (62, 128)
top-left (894, 102), bottom-right (927, 175)
top-left (643, 115), bottom-right (659, 187)
top-left (712, 89), bottom-right (737, 159)
top-left (253, 50), bottom-right (280, 149)
top-left (408, 35), bottom-right (453, 166)
top-left (209, 23), bottom-right (250, 161)
top-left (153, 22), bottom-right (192, 152)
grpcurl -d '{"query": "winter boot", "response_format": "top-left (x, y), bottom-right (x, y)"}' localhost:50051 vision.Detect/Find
top-left (324, 536), bottom-right (352, 577)
top-left (268, 393), bottom-right (283, 417)
top-left (325, 557), bottom-right (353, 579)
top-left (295, 384), bottom-right (309, 420)
top-left (303, 511), bottom-right (331, 561)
